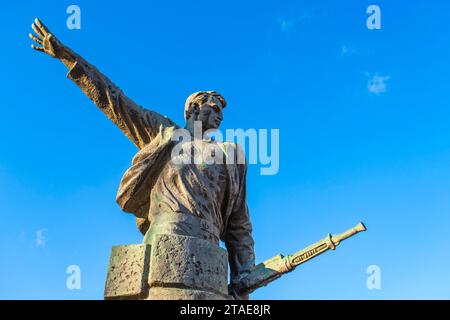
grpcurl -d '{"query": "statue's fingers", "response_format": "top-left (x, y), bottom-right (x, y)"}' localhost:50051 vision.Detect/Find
top-left (31, 44), bottom-right (45, 53)
top-left (32, 23), bottom-right (44, 38)
top-left (35, 18), bottom-right (50, 35)
top-left (29, 33), bottom-right (43, 45)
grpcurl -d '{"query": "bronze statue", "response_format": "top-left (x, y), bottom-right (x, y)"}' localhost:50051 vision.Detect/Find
top-left (30, 18), bottom-right (254, 299)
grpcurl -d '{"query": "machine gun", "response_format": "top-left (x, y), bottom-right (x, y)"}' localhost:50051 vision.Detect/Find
top-left (237, 222), bottom-right (366, 295)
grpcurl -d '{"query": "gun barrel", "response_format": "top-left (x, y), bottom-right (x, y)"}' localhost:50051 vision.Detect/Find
top-left (288, 222), bottom-right (366, 269)
top-left (237, 222), bottom-right (366, 295)
top-left (331, 222), bottom-right (366, 245)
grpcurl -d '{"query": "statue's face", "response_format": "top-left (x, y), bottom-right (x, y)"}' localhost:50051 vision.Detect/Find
top-left (196, 95), bottom-right (224, 131)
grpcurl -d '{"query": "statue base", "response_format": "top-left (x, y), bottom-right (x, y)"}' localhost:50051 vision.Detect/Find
top-left (104, 234), bottom-right (230, 300)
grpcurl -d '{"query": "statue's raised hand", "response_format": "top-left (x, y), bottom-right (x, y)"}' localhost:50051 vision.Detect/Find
top-left (29, 18), bottom-right (63, 58)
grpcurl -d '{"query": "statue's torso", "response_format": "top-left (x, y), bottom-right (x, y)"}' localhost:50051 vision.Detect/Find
top-left (148, 139), bottom-right (231, 240)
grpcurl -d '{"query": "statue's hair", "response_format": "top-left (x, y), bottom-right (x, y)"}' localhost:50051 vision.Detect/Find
top-left (184, 91), bottom-right (226, 121)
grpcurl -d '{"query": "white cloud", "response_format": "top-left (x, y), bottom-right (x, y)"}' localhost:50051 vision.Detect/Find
top-left (276, 10), bottom-right (313, 32)
top-left (35, 229), bottom-right (47, 248)
top-left (367, 73), bottom-right (391, 95)
top-left (277, 18), bottom-right (297, 32)
top-left (341, 45), bottom-right (356, 57)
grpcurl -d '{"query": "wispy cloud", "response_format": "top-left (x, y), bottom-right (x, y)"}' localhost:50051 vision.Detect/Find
top-left (35, 229), bottom-right (47, 248)
top-left (276, 10), bottom-right (313, 32)
top-left (341, 45), bottom-right (356, 57)
top-left (367, 73), bottom-right (391, 95)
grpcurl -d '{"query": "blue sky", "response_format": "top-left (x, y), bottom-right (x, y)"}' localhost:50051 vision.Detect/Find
top-left (1, 0), bottom-right (450, 299)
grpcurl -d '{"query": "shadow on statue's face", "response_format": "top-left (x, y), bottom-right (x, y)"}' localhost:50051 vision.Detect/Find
top-left (197, 96), bottom-right (224, 131)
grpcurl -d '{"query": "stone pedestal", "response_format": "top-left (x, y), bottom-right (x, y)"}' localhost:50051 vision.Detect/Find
top-left (104, 234), bottom-right (230, 300)
top-left (104, 244), bottom-right (151, 299)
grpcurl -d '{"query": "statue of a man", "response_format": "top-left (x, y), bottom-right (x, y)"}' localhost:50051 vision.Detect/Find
top-left (29, 18), bottom-right (255, 298)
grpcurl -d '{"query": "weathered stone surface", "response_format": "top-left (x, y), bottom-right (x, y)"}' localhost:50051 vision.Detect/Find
top-left (147, 287), bottom-right (229, 300)
top-left (104, 244), bottom-right (150, 299)
top-left (149, 234), bottom-right (228, 297)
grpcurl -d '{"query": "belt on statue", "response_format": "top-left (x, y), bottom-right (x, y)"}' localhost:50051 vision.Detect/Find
top-left (143, 212), bottom-right (221, 246)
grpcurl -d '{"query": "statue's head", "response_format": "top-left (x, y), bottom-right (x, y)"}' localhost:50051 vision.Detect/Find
top-left (184, 91), bottom-right (226, 131)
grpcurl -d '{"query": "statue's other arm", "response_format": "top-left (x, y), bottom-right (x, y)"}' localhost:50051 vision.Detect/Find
top-left (223, 160), bottom-right (256, 299)
top-left (30, 18), bottom-right (174, 149)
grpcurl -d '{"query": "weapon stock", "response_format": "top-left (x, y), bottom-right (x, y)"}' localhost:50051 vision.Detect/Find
top-left (237, 222), bottom-right (367, 295)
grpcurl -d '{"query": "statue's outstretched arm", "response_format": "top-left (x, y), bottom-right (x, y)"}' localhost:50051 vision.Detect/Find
top-left (29, 18), bottom-right (175, 149)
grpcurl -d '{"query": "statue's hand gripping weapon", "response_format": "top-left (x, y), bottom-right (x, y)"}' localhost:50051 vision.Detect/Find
top-left (237, 222), bottom-right (367, 295)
